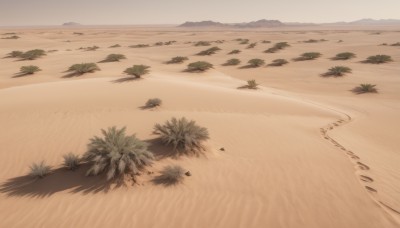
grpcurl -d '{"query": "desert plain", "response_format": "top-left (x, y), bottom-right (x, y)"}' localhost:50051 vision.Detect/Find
top-left (0, 25), bottom-right (399, 228)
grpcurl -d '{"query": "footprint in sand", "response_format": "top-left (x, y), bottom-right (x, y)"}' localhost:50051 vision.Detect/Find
top-left (360, 175), bottom-right (374, 183)
top-left (357, 162), bottom-right (370, 170)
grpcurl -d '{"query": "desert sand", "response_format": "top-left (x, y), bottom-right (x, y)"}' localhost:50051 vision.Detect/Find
top-left (0, 26), bottom-right (399, 228)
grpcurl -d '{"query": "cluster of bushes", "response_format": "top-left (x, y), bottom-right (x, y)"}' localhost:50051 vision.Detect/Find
top-left (223, 58), bottom-right (241, 66)
top-left (68, 63), bottom-right (100, 75)
top-left (197, 46), bottom-right (221, 56)
top-left (333, 52), bottom-right (356, 60)
top-left (247, 58), bottom-right (265, 67)
top-left (29, 117), bottom-right (209, 185)
top-left (101, 54), bottom-right (126, 62)
top-left (264, 42), bottom-right (290, 53)
top-left (19, 65), bottom-right (41, 75)
top-left (364, 55), bottom-right (392, 64)
top-left (167, 56), bottom-right (188, 64)
top-left (294, 52), bottom-right (321, 61)
top-left (124, 65), bottom-right (150, 78)
top-left (187, 61), bottom-right (213, 72)
top-left (7, 49), bottom-right (46, 60)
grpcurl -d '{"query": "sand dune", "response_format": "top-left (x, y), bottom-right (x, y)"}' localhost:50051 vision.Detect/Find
top-left (0, 27), bottom-right (399, 227)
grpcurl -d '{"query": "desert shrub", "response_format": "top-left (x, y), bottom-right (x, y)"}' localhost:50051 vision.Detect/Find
top-left (353, 84), bottom-right (377, 94)
top-left (129, 44), bottom-right (150, 48)
top-left (324, 66), bottom-right (352, 76)
top-left (246, 80), bottom-right (259, 89)
top-left (154, 42), bottom-right (164, 46)
top-left (164, 41), bottom-right (176, 45)
top-left (239, 39), bottom-right (249, 44)
top-left (295, 52), bottom-right (321, 61)
top-left (224, 58), bottom-right (241, 66)
top-left (155, 165), bottom-right (186, 185)
top-left (269, 59), bottom-right (289, 66)
top-left (391, 42), bottom-right (400, 46)
top-left (187, 61), bottom-right (213, 72)
top-left (167, 56), bottom-right (188, 64)
top-left (68, 63), bottom-right (100, 75)
top-left (2, 35), bottom-right (20, 39)
top-left (7, 50), bottom-right (23, 58)
top-left (264, 42), bottom-right (290, 53)
top-left (145, 98), bottom-right (162, 108)
top-left (247, 42), bottom-right (257, 49)
top-left (109, 44), bottom-right (121, 48)
top-left (261, 40), bottom-right (271, 43)
top-left (29, 161), bottom-right (52, 178)
top-left (194, 41), bottom-right (211, 46)
top-left (83, 126), bottom-right (154, 180)
top-left (154, 117), bottom-right (209, 153)
top-left (248, 58), bottom-right (265, 67)
top-left (228, 49), bottom-right (241, 54)
top-left (215, 40), bottom-right (225, 44)
top-left (303, 39), bottom-right (319, 43)
top-left (63, 153), bottom-right (80, 170)
top-left (20, 65), bottom-right (41, 74)
top-left (364, 55), bottom-right (393, 64)
top-left (197, 46), bottom-right (221, 56)
top-left (20, 49), bottom-right (46, 60)
top-left (333, 52), bottom-right (356, 60)
top-left (73, 32), bottom-right (84, 35)
top-left (103, 54), bottom-right (126, 62)
top-left (124, 65), bottom-right (150, 78)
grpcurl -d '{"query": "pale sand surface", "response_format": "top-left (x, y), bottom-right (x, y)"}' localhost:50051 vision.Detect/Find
top-left (0, 26), bottom-right (399, 227)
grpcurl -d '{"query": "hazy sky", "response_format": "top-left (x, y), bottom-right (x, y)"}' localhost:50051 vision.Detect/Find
top-left (0, 0), bottom-right (399, 26)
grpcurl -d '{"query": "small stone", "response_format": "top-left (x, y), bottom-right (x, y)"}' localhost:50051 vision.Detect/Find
top-left (185, 171), bottom-right (191, 176)
top-left (220, 147), bottom-right (225, 151)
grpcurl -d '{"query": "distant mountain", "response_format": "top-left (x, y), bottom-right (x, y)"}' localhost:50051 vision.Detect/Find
top-left (179, 19), bottom-right (285, 28)
top-left (179, 21), bottom-right (225, 27)
top-left (62, 22), bottom-right (81, 26)
top-left (349, 18), bottom-right (400, 25)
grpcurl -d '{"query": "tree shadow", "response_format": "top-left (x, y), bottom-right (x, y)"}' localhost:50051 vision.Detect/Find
top-left (350, 87), bottom-right (378, 95)
top-left (238, 65), bottom-right (259, 69)
top-left (111, 76), bottom-right (141, 83)
top-left (151, 174), bottom-right (182, 187)
top-left (145, 138), bottom-right (205, 160)
top-left (0, 165), bottom-right (129, 198)
top-left (12, 73), bottom-right (33, 78)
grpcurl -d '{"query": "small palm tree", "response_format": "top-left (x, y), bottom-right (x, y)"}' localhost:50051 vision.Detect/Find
top-left (248, 59), bottom-right (265, 67)
top-left (124, 65), bottom-right (150, 78)
top-left (353, 84), bottom-right (378, 94)
top-left (224, 58), bottom-right (241, 66)
top-left (333, 52), bottom-right (356, 60)
top-left (187, 61), bottom-right (213, 72)
top-left (364, 55), bottom-right (392, 64)
top-left (154, 117), bottom-right (209, 154)
top-left (325, 66), bottom-right (352, 76)
top-left (83, 126), bottom-right (154, 180)
top-left (20, 65), bottom-right (41, 74)
top-left (167, 56), bottom-right (188, 64)
top-left (63, 153), bottom-right (80, 170)
top-left (29, 161), bottom-right (52, 178)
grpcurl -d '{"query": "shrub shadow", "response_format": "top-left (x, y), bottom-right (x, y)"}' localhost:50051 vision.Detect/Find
top-left (145, 138), bottom-right (205, 160)
top-left (350, 87), bottom-right (378, 94)
top-left (111, 76), bottom-right (141, 83)
top-left (12, 73), bottom-right (33, 78)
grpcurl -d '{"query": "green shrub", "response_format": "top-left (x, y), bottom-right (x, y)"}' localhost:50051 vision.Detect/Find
top-left (63, 153), bottom-right (80, 170)
top-left (197, 46), bottom-right (221, 56)
top-left (124, 65), bottom-right (150, 78)
top-left (103, 54), bottom-right (126, 62)
top-left (324, 66), bottom-right (352, 76)
top-left (228, 49), bottom-right (241, 54)
top-left (154, 117), bottom-right (209, 153)
top-left (295, 52), bottom-right (321, 61)
top-left (20, 65), bottom-right (41, 75)
top-left (167, 56), bottom-right (188, 64)
top-left (353, 84), bottom-right (377, 94)
top-left (247, 42), bottom-right (257, 49)
top-left (145, 98), bottom-right (162, 108)
top-left (187, 61), bottom-right (213, 72)
top-left (364, 55), bottom-right (393, 64)
top-left (268, 59), bottom-right (288, 66)
top-left (83, 126), bottom-right (154, 180)
top-left (68, 63), bottom-right (100, 74)
top-left (109, 44), bottom-right (121, 48)
top-left (155, 165), bottom-right (186, 185)
top-left (20, 49), bottom-right (46, 60)
top-left (248, 58), bottom-right (265, 67)
top-left (29, 161), bottom-right (52, 178)
top-left (264, 42), bottom-right (290, 53)
top-left (194, 41), bottom-right (211, 46)
top-left (333, 52), bottom-right (356, 60)
top-left (224, 58), bottom-right (241, 66)
top-left (7, 51), bottom-right (23, 58)
top-left (246, 80), bottom-right (259, 89)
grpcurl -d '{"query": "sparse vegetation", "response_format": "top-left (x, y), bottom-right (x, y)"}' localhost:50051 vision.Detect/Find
top-left (261, 40), bottom-right (271, 43)
top-left (73, 32), bottom-right (84, 35)
top-left (145, 98), bottom-right (162, 108)
top-left (264, 42), bottom-right (290, 53)
top-left (239, 39), bottom-right (249, 44)
top-left (68, 63), bottom-right (100, 75)
top-left (103, 54), bottom-right (126, 62)
top-left (187, 61), bottom-right (213, 72)
top-left (197, 46), bottom-right (221, 56)
top-left (391, 42), bottom-right (400, 46)
top-left (333, 52), bottom-right (356, 60)
top-left (268, 59), bottom-right (289, 66)
top-left (154, 42), bottom-right (164, 46)
top-left (247, 58), bottom-right (265, 67)
top-left (155, 165), bottom-right (186, 185)
top-left (228, 49), bottom-right (241, 54)
top-left (194, 41), bottom-right (211, 46)
top-left (124, 65), bottom-right (150, 78)
top-left (247, 42), bottom-right (257, 49)
top-left (29, 161), bottom-right (52, 178)
top-left (323, 66), bottom-right (352, 77)
top-left (78, 46), bottom-right (99, 51)
top-left (63, 153), bottom-right (80, 170)
top-left (247, 80), bottom-right (259, 89)
top-left (364, 55), bottom-right (393, 64)
top-left (129, 44), bottom-right (150, 48)
top-left (224, 58), bottom-right (241, 66)
top-left (294, 52), bottom-right (321, 61)
top-left (20, 49), bottom-right (46, 60)
top-left (353, 84), bottom-right (378, 94)
top-left (154, 117), bottom-right (209, 154)
top-left (20, 65), bottom-right (41, 75)
top-left (109, 44), bottom-right (121, 48)
top-left (167, 56), bottom-right (188, 64)
top-left (7, 50), bottom-right (23, 58)
top-left (83, 126), bottom-right (154, 180)
top-left (2, 35), bottom-right (20, 39)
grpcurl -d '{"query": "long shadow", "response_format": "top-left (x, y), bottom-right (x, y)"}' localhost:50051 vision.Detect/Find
top-left (62, 72), bottom-right (84, 78)
top-left (350, 87), bottom-right (378, 95)
top-left (0, 165), bottom-right (127, 198)
top-left (111, 76), bottom-right (141, 83)
top-left (238, 65), bottom-right (260, 69)
top-left (12, 73), bottom-right (33, 78)
top-left (151, 174), bottom-right (182, 187)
